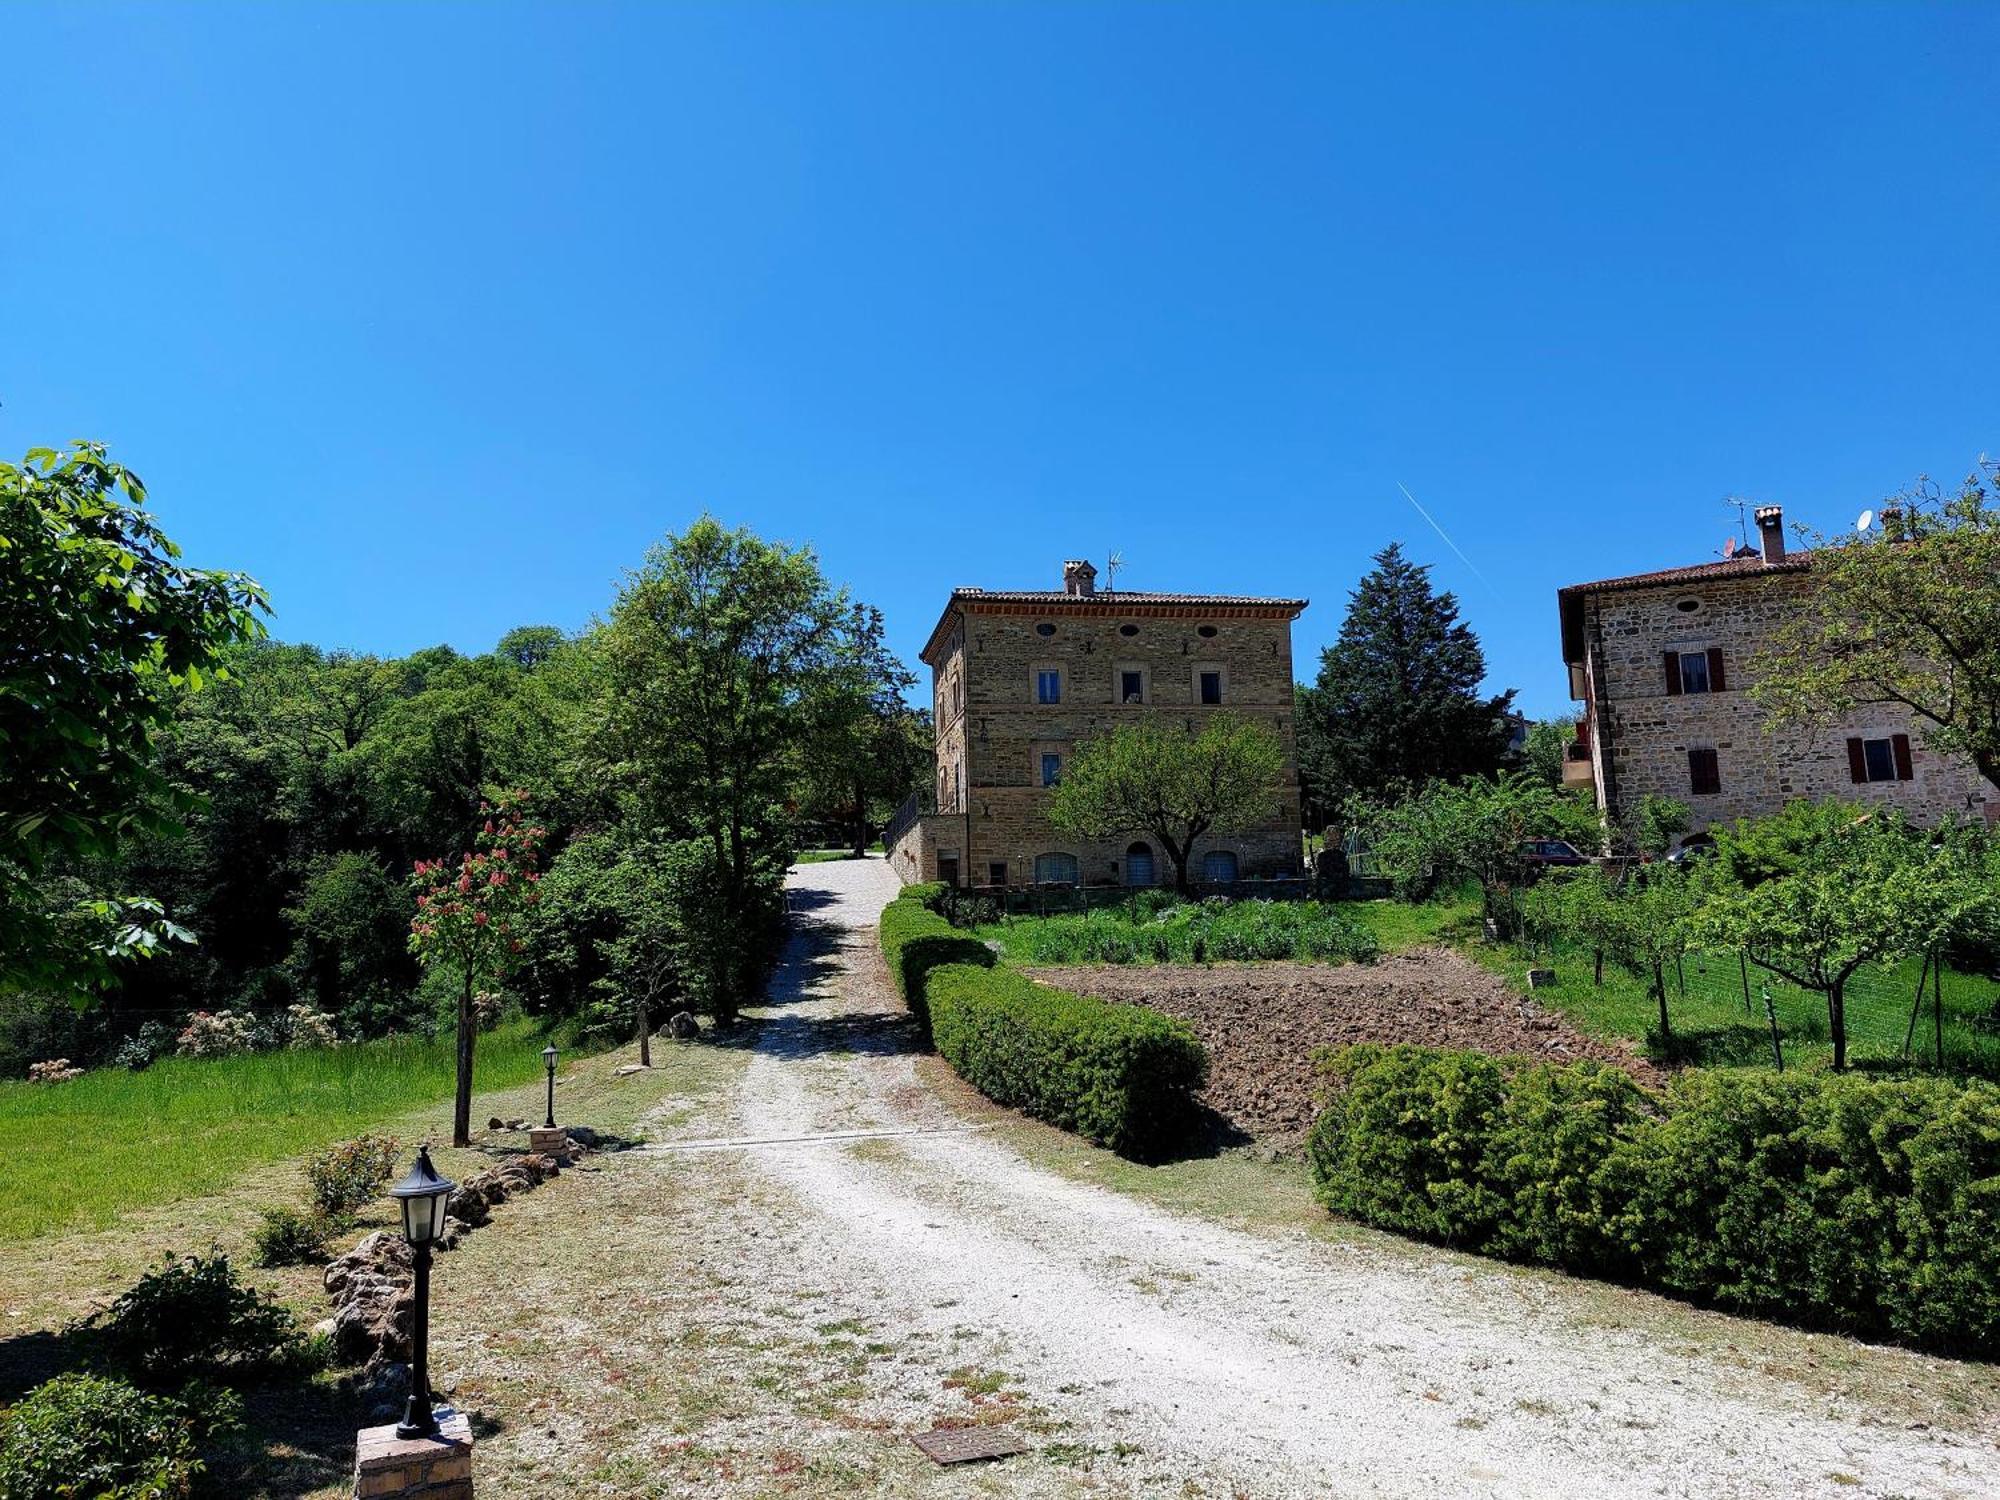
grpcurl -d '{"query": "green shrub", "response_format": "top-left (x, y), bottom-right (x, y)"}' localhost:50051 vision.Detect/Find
top-left (1011, 899), bottom-right (1380, 966)
top-left (251, 1205), bottom-right (331, 1268)
top-left (878, 897), bottom-right (993, 1020)
top-left (75, 1251), bottom-right (310, 1384)
top-left (304, 1131), bottom-right (401, 1223)
top-left (925, 963), bottom-right (1207, 1156)
top-left (1306, 1046), bottom-right (2000, 1353)
top-left (0, 1372), bottom-right (240, 1500)
top-left (1308, 1044), bottom-right (1511, 1245)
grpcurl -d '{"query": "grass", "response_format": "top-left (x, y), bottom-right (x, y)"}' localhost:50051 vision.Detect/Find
top-left (0, 1020), bottom-right (567, 1240)
top-left (795, 849), bottom-right (861, 864)
top-left (1483, 938), bottom-right (2000, 1076)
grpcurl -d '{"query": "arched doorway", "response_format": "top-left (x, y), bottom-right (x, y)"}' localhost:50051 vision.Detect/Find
top-left (1200, 849), bottom-right (1239, 883)
top-left (1033, 852), bottom-right (1079, 886)
top-left (1124, 842), bottom-right (1155, 886)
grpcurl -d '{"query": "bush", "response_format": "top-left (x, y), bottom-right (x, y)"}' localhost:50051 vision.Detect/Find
top-left (24, 1058), bottom-right (83, 1083)
top-left (251, 1205), bottom-right (331, 1268)
top-left (110, 1019), bottom-right (177, 1071)
top-left (878, 896), bottom-right (994, 1020)
top-left (176, 1009), bottom-right (256, 1058)
top-left (304, 1132), bottom-right (401, 1223)
top-left (1306, 1046), bottom-right (2000, 1353)
top-left (75, 1251), bottom-right (310, 1384)
top-left (0, 1372), bottom-right (240, 1500)
top-left (925, 963), bottom-right (1208, 1157)
top-left (1010, 899), bottom-right (1380, 966)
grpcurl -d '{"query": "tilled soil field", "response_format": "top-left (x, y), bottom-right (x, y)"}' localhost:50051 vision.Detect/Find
top-left (1028, 947), bottom-right (1663, 1146)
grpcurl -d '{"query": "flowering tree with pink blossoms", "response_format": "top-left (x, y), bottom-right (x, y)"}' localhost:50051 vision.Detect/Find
top-left (409, 791), bottom-right (547, 1146)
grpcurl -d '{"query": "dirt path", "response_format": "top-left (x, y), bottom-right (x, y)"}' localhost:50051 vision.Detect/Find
top-left (603, 858), bottom-right (2000, 1500)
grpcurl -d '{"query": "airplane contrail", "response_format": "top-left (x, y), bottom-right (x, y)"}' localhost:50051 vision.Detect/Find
top-left (1397, 481), bottom-right (1498, 598)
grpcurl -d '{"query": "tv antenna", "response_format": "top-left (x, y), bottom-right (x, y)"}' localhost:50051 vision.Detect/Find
top-left (1722, 496), bottom-right (1753, 550)
top-left (1106, 549), bottom-right (1126, 592)
top-left (1979, 452), bottom-right (1998, 481)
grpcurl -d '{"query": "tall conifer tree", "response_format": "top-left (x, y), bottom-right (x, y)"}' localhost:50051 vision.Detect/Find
top-left (1298, 542), bottom-right (1515, 818)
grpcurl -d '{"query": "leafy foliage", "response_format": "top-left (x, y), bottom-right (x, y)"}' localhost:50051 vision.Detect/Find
top-left (1046, 714), bottom-right (1285, 893)
top-left (1364, 772), bottom-right (1600, 916)
top-left (1, 443), bottom-right (267, 1000)
top-left (1309, 1045), bottom-right (2000, 1352)
top-left (925, 963), bottom-right (1208, 1157)
top-left (878, 894), bottom-right (995, 1021)
top-left (1754, 473), bottom-right (2000, 791)
top-left (1296, 543), bottom-right (1515, 819)
top-left (250, 1205), bottom-right (331, 1268)
top-left (0, 1372), bottom-right (239, 1500)
top-left (1004, 898), bottom-right (1380, 965)
top-left (303, 1132), bottom-right (401, 1223)
top-left (74, 1251), bottom-right (311, 1384)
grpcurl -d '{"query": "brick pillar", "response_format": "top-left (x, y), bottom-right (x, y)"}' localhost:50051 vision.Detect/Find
top-left (354, 1407), bottom-right (473, 1498)
top-left (527, 1125), bottom-right (571, 1163)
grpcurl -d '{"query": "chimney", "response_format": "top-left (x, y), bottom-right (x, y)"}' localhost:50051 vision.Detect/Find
top-left (1062, 559), bottom-right (1097, 597)
top-left (1753, 505), bottom-right (1786, 564)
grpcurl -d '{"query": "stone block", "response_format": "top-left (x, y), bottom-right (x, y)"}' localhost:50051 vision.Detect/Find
top-left (354, 1407), bottom-right (473, 1499)
top-left (527, 1126), bottom-right (570, 1162)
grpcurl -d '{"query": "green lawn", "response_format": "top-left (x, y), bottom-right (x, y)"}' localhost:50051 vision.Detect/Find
top-left (795, 848), bottom-right (861, 864)
top-left (0, 1022), bottom-right (564, 1240)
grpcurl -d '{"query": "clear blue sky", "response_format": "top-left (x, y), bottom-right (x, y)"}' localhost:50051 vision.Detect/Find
top-left (6, 2), bottom-right (1996, 718)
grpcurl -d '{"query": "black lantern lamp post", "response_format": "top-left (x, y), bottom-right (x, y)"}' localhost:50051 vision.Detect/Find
top-left (388, 1145), bottom-right (456, 1440)
top-left (542, 1043), bottom-right (559, 1129)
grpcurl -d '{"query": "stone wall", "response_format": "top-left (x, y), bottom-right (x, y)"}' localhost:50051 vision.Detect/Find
top-left (916, 597), bottom-right (1304, 884)
top-left (1580, 570), bottom-right (1994, 833)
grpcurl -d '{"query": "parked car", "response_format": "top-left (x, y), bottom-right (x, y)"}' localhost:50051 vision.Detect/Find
top-left (1667, 833), bottom-right (1718, 865)
top-left (1519, 838), bottom-right (1590, 870)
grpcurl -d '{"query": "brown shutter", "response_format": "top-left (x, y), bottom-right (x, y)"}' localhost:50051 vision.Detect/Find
top-left (1845, 737), bottom-right (1868, 783)
top-left (1664, 652), bottom-right (1683, 695)
top-left (1688, 747), bottom-right (1721, 796)
top-left (1706, 647), bottom-right (1726, 693)
top-left (1892, 733), bottom-right (1914, 781)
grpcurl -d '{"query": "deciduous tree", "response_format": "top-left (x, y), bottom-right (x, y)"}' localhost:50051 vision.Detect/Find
top-left (1046, 715), bottom-right (1284, 894)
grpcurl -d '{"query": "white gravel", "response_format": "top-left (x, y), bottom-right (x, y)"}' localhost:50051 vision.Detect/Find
top-left (657, 856), bottom-right (2000, 1499)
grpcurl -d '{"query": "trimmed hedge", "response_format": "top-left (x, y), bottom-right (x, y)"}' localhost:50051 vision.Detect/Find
top-left (926, 963), bottom-right (1208, 1156)
top-left (1307, 1044), bottom-right (2000, 1353)
top-left (878, 894), bottom-right (994, 1020)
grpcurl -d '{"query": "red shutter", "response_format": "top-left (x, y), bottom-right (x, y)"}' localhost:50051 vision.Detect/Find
top-left (1845, 738), bottom-right (1868, 784)
top-left (1664, 652), bottom-right (1683, 695)
top-left (1706, 647), bottom-right (1726, 693)
top-left (1892, 733), bottom-right (1914, 781)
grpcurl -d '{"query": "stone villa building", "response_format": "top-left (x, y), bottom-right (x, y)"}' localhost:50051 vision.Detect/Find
top-left (1559, 504), bottom-right (1995, 837)
top-left (887, 560), bottom-right (1307, 888)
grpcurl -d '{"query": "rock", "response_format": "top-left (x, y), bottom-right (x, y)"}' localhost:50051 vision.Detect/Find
top-left (668, 1011), bottom-right (700, 1040)
top-left (1527, 968), bottom-right (1558, 989)
top-left (614, 1063), bottom-right (650, 1077)
top-left (487, 1116), bottom-right (505, 1131)
top-left (332, 1269), bottom-right (411, 1363)
top-left (445, 1183), bottom-right (491, 1227)
top-left (351, 1357), bottom-right (411, 1423)
top-left (436, 1216), bottom-right (470, 1251)
top-left (563, 1124), bottom-right (601, 1150)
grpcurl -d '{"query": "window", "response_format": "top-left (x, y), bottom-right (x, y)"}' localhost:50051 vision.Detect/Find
top-left (1200, 850), bottom-right (1239, 882)
top-left (1118, 623), bottom-right (1139, 637)
top-left (1197, 624), bottom-right (1219, 639)
top-left (1120, 669), bottom-right (1145, 704)
top-left (1035, 668), bottom-right (1061, 705)
top-left (1033, 852), bottom-right (1079, 886)
top-left (1199, 670), bottom-right (1223, 706)
top-left (1035, 622), bottom-right (1056, 637)
top-left (1665, 648), bottom-right (1726, 696)
top-left (1688, 747), bottom-right (1721, 796)
top-left (1847, 734), bottom-right (1914, 784)
top-left (1040, 752), bottom-right (1062, 788)
top-left (987, 861), bottom-right (1009, 887)
top-left (1674, 598), bottom-right (1702, 614)
top-left (937, 853), bottom-right (960, 886)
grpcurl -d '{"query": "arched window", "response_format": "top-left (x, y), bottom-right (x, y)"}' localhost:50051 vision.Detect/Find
top-left (1124, 842), bottom-right (1155, 887)
top-left (1200, 849), bottom-right (1239, 883)
top-left (1033, 852), bottom-right (1079, 886)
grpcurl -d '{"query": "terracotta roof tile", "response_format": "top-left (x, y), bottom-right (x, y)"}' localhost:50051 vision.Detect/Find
top-left (1558, 553), bottom-right (1812, 597)
top-left (950, 588), bottom-right (1308, 608)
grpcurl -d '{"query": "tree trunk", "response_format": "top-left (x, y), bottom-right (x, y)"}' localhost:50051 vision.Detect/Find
top-left (851, 777), bottom-right (869, 858)
top-left (1829, 979), bottom-right (1848, 1071)
top-left (1168, 838), bottom-right (1195, 896)
top-left (452, 968), bottom-right (477, 1147)
top-left (1593, 947), bottom-right (1604, 987)
top-left (637, 990), bottom-right (652, 1067)
top-left (1653, 962), bottom-right (1671, 1046)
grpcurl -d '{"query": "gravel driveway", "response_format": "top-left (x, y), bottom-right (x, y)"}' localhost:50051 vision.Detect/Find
top-left (631, 858), bottom-right (2000, 1500)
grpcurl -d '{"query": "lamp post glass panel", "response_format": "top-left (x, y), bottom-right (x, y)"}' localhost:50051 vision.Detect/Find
top-left (542, 1043), bottom-right (559, 1129)
top-left (388, 1146), bottom-right (456, 1440)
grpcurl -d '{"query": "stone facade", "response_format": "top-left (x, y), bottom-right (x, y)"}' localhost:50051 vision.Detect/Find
top-left (1561, 514), bottom-right (1995, 837)
top-left (892, 561), bottom-right (1308, 887)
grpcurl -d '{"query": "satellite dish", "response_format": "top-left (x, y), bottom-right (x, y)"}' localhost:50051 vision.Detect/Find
top-left (1723, 537), bottom-right (1738, 559)
top-left (1857, 509), bottom-right (1875, 532)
